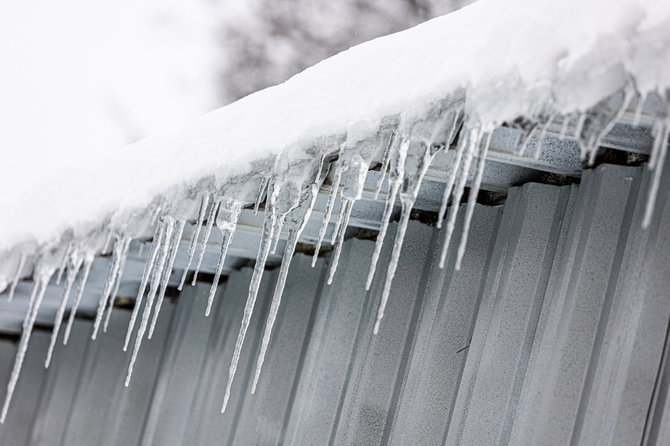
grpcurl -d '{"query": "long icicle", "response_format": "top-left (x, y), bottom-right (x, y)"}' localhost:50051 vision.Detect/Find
top-left (439, 130), bottom-right (479, 269)
top-left (148, 219), bottom-right (185, 339)
top-left (54, 243), bottom-right (71, 285)
top-left (455, 131), bottom-right (492, 270)
top-left (179, 194), bottom-right (210, 290)
top-left (192, 198), bottom-right (220, 286)
top-left (124, 222), bottom-right (165, 351)
top-left (222, 201), bottom-right (277, 413)
top-left (366, 180), bottom-right (400, 290)
top-left (125, 218), bottom-right (172, 386)
top-left (252, 188), bottom-right (319, 392)
top-left (63, 255), bottom-right (93, 345)
top-left (92, 236), bottom-right (124, 340)
top-left (311, 168), bottom-right (342, 267)
top-left (436, 134), bottom-right (467, 228)
top-left (205, 204), bottom-right (241, 317)
top-left (373, 199), bottom-right (412, 335)
top-left (7, 253), bottom-right (26, 302)
top-left (103, 237), bottom-right (131, 333)
top-left (45, 253), bottom-right (83, 368)
top-left (1, 271), bottom-right (52, 423)
top-left (254, 177), bottom-right (269, 215)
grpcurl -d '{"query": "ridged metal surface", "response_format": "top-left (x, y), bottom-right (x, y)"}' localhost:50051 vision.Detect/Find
top-left (0, 161), bottom-right (668, 445)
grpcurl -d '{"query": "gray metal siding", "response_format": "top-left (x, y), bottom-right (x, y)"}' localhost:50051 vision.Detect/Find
top-left (0, 162), bottom-right (669, 445)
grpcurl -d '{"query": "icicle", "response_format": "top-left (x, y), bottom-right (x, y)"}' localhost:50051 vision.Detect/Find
top-left (192, 198), bottom-right (220, 286)
top-left (124, 222), bottom-right (165, 351)
top-left (178, 194), bottom-right (210, 290)
top-left (46, 253), bottom-right (83, 368)
top-left (372, 133), bottom-right (436, 333)
top-left (373, 199), bottom-right (412, 335)
top-left (63, 256), bottom-right (93, 345)
top-left (437, 136), bottom-right (467, 229)
top-left (254, 176), bottom-right (269, 215)
top-left (311, 168), bottom-right (342, 267)
top-left (269, 216), bottom-right (284, 255)
top-left (455, 132), bottom-right (492, 270)
top-left (1, 270), bottom-right (52, 423)
top-left (643, 121), bottom-right (669, 228)
top-left (103, 237), bottom-right (131, 333)
top-left (327, 199), bottom-right (354, 285)
top-left (439, 129), bottom-right (480, 269)
top-left (54, 243), bottom-right (71, 285)
top-left (148, 219), bottom-right (185, 338)
top-left (92, 236), bottom-right (125, 340)
top-left (125, 218), bottom-right (173, 387)
top-left (366, 139), bottom-right (407, 289)
top-left (102, 230), bottom-right (114, 255)
top-left (366, 180), bottom-right (400, 290)
top-left (205, 203), bottom-right (242, 317)
top-left (329, 202), bottom-right (347, 245)
top-left (374, 131), bottom-right (397, 199)
top-left (251, 185), bottom-right (319, 393)
top-left (150, 204), bottom-right (162, 226)
top-left (559, 115), bottom-right (570, 140)
top-left (7, 253), bottom-right (26, 302)
top-left (222, 202), bottom-right (277, 413)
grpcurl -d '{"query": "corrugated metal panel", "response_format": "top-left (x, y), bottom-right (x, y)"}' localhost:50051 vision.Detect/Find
top-left (0, 161), bottom-right (668, 445)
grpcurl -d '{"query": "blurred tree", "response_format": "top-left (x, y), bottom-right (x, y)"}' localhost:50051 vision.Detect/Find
top-left (220, 0), bottom-right (473, 101)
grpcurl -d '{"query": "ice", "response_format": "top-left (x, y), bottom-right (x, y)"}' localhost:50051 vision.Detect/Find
top-left (439, 128), bottom-right (479, 269)
top-left (7, 253), bottom-right (26, 302)
top-left (455, 131), bottom-right (493, 270)
top-left (45, 250), bottom-right (84, 368)
top-left (124, 222), bottom-right (166, 351)
top-left (311, 167), bottom-right (342, 267)
top-left (192, 197), bottom-right (220, 285)
top-left (92, 236), bottom-right (126, 340)
top-left (125, 217), bottom-right (173, 386)
top-left (63, 255), bottom-right (93, 345)
top-left (103, 237), bottom-right (131, 333)
top-left (1, 260), bottom-right (54, 423)
top-left (179, 194), bottom-right (209, 291)
top-left (205, 200), bottom-right (242, 317)
top-left (148, 218), bottom-right (185, 338)
top-left (252, 181), bottom-right (319, 393)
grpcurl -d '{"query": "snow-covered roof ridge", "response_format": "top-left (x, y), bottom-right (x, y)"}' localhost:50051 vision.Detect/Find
top-left (1, 0), bottom-right (670, 422)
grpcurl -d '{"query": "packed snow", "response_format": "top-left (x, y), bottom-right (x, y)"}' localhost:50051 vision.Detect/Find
top-left (1, 0), bottom-right (670, 424)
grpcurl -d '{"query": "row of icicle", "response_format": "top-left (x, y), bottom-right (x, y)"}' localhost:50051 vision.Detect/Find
top-left (1, 86), bottom-right (669, 421)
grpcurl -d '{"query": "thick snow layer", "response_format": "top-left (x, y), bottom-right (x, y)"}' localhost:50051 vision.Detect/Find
top-left (1, 0), bottom-right (670, 251)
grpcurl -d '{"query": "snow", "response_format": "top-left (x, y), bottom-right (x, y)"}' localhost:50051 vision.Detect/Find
top-left (0, 0), bottom-right (668, 254)
top-left (1, 0), bottom-right (670, 423)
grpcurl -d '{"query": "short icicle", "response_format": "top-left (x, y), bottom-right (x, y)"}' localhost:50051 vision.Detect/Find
top-left (455, 131), bottom-right (492, 270)
top-left (2, 269), bottom-right (52, 423)
top-left (148, 218), bottom-right (185, 338)
top-left (311, 167), bottom-right (342, 267)
top-left (63, 255), bottom-right (93, 345)
top-left (125, 218), bottom-right (173, 386)
top-left (206, 201), bottom-right (242, 317)
top-left (179, 194), bottom-right (210, 290)
top-left (192, 198), bottom-right (221, 286)
top-left (45, 252), bottom-right (83, 368)
top-left (7, 253), bottom-right (27, 302)
top-left (124, 221), bottom-right (165, 351)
